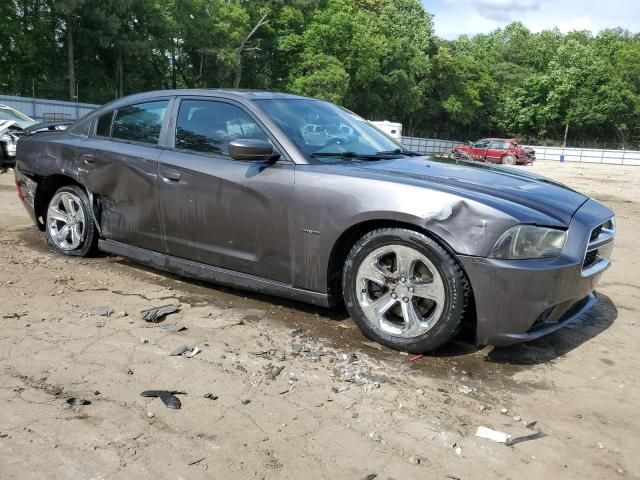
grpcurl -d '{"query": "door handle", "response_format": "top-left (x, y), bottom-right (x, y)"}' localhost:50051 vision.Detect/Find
top-left (81, 153), bottom-right (94, 164)
top-left (162, 170), bottom-right (181, 182)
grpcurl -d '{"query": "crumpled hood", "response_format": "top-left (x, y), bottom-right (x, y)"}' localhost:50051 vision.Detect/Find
top-left (347, 156), bottom-right (588, 225)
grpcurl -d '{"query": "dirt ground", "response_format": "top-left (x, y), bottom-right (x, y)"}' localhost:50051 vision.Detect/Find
top-left (0, 161), bottom-right (638, 480)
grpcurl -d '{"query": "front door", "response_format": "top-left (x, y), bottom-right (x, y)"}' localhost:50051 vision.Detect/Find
top-left (157, 98), bottom-right (294, 284)
top-left (469, 139), bottom-right (490, 161)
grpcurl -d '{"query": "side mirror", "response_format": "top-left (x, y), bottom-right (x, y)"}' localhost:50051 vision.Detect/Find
top-left (229, 139), bottom-right (280, 162)
top-left (468, 141), bottom-right (473, 145)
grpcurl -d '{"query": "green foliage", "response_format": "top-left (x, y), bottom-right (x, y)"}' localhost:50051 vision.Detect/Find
top-left (1, 1), bottom-right (639, 146)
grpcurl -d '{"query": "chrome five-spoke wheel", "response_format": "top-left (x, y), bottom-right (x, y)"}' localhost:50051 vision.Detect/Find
top-left (47, 191), bottom-right (86, 251)
top-left (356, 245), bottom-right (446, 338)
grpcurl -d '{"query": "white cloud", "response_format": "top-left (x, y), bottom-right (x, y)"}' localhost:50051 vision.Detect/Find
top-left (429, 0), bottom-right (640, 39)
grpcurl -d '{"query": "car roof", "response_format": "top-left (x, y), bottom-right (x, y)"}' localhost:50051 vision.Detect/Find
top-left (117, 89), bottom-right (312, 102)
top-left (482, 137), bottom-right (515, 142)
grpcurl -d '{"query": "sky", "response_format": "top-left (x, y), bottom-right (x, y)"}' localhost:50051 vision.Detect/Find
top-left (424, 0), bottom-right (640, 39)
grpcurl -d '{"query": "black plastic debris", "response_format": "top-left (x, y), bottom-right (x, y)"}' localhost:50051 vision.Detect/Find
top-left (67, 397), bottom-right (91, 406)
top-left (241, 399), bottom-right (251, 405)
top-left (162, 323), bottom-right (186, 332)
top-left (264, 364), bottom-right (285, 381)
top-left (96, 306), bottom-right (114, 317)
top-left (505, 431), bottom-right (546, 446)
top-left (203, 393), bottom-right (218, 400)
top-left (141, 390), bottom-right (185, 409)
top-left (362, 475), bottom-right (377, 480)
top-left (141, 304), bottom-right (180, 323)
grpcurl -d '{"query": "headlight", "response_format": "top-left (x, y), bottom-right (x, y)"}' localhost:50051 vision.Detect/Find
top-left (489, 225), bottom-right (567, 259)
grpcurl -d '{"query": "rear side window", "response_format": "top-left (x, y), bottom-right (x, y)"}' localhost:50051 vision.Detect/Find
top-left (96, 111), bottom-right (113, 137)
top-left (175, 100), bottom-right (268, 156)
top-left (112, 100), bottom-right (168, 144)
top-left (489, 140), bottom-right (507, 149)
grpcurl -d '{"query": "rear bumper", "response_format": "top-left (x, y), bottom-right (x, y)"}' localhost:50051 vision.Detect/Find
top-left (459, 198), bottom-right (614, 346)
top-left (14, 166), bottom-right (40, 227)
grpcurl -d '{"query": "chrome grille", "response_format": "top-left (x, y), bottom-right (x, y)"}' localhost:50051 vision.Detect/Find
top-left (582, 218), bottom-right (615, 276)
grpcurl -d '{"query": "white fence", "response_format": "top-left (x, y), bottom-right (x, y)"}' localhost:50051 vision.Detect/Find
top-left (0, 94), bottom-right (98, 122)
top-left (402, 136), bottom-right (640, 166)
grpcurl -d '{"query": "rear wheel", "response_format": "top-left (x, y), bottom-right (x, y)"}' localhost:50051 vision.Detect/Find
top-left (501, 154), bottom-right (516, 165)
top-left (45, 185), bottom-right (98, 257)
top-left (342, 228), bottom-right (469, 353)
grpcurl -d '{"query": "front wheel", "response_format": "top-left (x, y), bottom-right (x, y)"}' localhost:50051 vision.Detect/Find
top-left (342, 228), bottom-right (469, 353)
top-left (45, 185), bottom-right (98, 257)
top-left (501, 154), bottom-right (517, 165)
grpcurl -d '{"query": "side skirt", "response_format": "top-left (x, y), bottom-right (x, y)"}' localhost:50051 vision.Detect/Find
top-left (98, 239), bottom-right (330, 307)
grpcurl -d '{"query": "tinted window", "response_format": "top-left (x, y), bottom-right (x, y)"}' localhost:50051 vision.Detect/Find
top-left (112, 100), bottom-right (168, 144)
top-left (175, 100), bottom-right (268, 156)
top-left (473, 140), bottom-right (490, 148)
top-left (96, 111), bottom-right (113, 137)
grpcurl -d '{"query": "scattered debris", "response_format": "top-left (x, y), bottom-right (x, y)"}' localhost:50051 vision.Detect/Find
top-left (241, 399), bottom-right (251, 405)
top-left (408, 455), bottom-right (422, 465)
top-left (476, 426), bottom-right (511, 443)
top-left (141, 304), bottom-right (180, 323)
top-left (506, 431), bottom-right (546, 446)
top-left (162, 323), bottom-right (186, 332)
top-left (332, 384), bottom-right (350, 393)
top-left (147, 412), bottom-right (154, 418)
top-left (408, 354), bottom-right (424, 362)
top-left (188, 457), bottom-right (206, 466)
top-left (141, 390), bottom-right (184, 409)
top-left (526, 421), bottom-right (538, 430)
top-left (250, 349), bottom-right (286, 361)
top-left (116, 311), bottom-right (128, 318)
top-left (140, 337), bottom-right (148, 344)
top-left (454, 446), bottom-right (462, 456)
top-left (264, 364), bottom-right (285, 381)
top-left (169, 345), bottom-right (190, 356)
top-left (96, 306), bottom-right (113, 317)
top-left (66, 397), bottom-right (90, 406)
top-left (203, 393), bottom-right (218, 400)
top-left (500, 407), bottom-right (509, 414)
top-left (513, 415), bottom-right (522, 422)
top-left (362, 475), bottom-right (377, 480)
top-left (416, 388), bottom-right (425, 396)
top-left (458, 385), bottom-right (473, 394)
top-left (2, 312), bottom-right (26, 319)
top-left (185, 346), bottom-right (200, 358)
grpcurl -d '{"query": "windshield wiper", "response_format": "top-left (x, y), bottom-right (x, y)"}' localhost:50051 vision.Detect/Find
top-left (375, 148), bottom-right (423, 157)
top-left (311, 151), bottom-right (402, 160)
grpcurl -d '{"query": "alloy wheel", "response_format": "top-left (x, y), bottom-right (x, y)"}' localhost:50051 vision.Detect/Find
top-left (46, 191), bottom-right (86, 251)
top-left (355, 244), bottom-right (446, 338)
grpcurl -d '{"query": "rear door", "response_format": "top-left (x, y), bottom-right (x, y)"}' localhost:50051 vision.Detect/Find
top-left (81, 99), bottom-right (170, 252)
top-left (486, 140), bottom-right (507, 163)
top-left (157, 97), bottom-right (295, 283)
top-left (469, 139), bottom-right (490, 161)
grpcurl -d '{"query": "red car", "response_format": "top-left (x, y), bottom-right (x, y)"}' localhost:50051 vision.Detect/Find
top-left (451, 138), bottom-right (535, 165)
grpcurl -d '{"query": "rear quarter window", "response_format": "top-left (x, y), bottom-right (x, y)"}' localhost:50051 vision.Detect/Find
top-left (96, 111), bottom-right (113, 137)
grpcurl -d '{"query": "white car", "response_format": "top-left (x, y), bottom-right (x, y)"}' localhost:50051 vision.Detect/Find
top-left (0, 104), bottom-right (37, 165)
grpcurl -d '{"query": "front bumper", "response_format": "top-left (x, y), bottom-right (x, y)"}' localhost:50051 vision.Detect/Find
top-left (460, 198), bottom-right (614, 346)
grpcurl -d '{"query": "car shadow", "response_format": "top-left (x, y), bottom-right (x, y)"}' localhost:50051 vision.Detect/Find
top-left (484, 292), bottom-right (617, 366)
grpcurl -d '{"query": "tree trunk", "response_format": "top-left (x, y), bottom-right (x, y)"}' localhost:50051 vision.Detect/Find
top-left (67, 16), bottom-right (76, 101)
top-left (563, 121), bottom-right (569, 148)
top-left (234, 14), bottom-right (268, 89)
top-left (116, 49), bottom-right (124, 98)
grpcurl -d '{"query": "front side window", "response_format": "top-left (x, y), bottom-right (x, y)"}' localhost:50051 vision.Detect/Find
top-left (254, 99), bottom-right (402, 162)
top-left (175, 100), bottom-right (269, 156)
top-left (473, 140), bottom-right (490, 149)
top-left (111, 100), bottom-right (168, 144)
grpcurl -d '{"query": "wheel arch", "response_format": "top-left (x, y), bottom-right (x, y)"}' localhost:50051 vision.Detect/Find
top-left (34, 174), bottom-right (85, 231)
top-left (327, 219), bottom-right (477, 339)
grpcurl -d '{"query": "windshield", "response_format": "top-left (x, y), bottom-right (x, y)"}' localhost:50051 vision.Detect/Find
top-left (254, 98), bottom-right (403, 162)
top-left (0, 105), bottom-right (33, 123)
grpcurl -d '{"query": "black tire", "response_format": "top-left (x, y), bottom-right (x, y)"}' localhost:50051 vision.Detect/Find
top-left (501, 154), bottom-right (516, 165)
top-left (342, 228), bottom-right (469, 353)
top-left (45, 185), bottom-right (98, 257)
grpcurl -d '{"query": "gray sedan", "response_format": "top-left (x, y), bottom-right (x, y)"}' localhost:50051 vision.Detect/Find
top-left (14, 89), bottom-right (615, 352)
